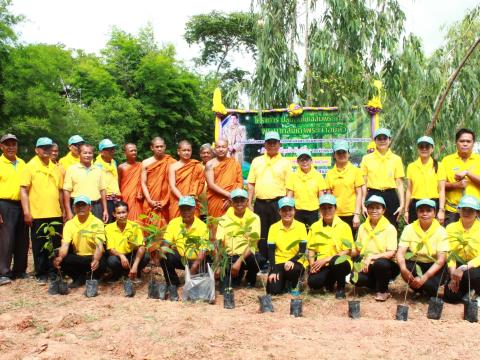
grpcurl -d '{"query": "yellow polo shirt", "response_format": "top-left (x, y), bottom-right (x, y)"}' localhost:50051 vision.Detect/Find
top-left (326, 162), bottom-right (364, 216)
top-left (406, 157), bottom-right (446, 199)
top-left (59, 152), bottom-right (79, 171)
top-left (216, 207), bottom-right (261, 256)
top-left (398, 219), bottom-right (449, 263)
top-left (307, 216), bottom-right (353, 260)
top-left (268, 219), bottom-right (307, 267)
top-left (105, 220), bottom-right (144, 254)
top-left (0, 154), bottom-right (25, 201)
top-left (442, 152), bottom-right (480, 213)
top-left (446, 220), bottom-right (480, 268)
top-left (63, 163), bottom-right (106, 201)
top-left (356, 216), bottom-right (397, 255)
top-left (62, 214), bottom-right (105, 256)
top-left (94, 155), bottom-right (121, 196)
top-left (163, 216), bottom-right (208, 260)
top-left (247, 153), bottom-right (291, 199)
top-left (360, 149), bottom-right (404, 190)
top-left (286, 168), bottom-right (326, 211)
top-left (20, 156), bottom-right (62, 219)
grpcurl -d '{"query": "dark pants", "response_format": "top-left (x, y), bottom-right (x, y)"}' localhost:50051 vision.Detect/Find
top-left (408, 198), bottom-right (439, 223)
top-left (61, 253), bottom-right (107, 281)
top-left (444, 267), bottom-right (480, 303)
top-left (308, 255), bottom-right (352, 291)
top-left (107, 251), bottom-right (150, 280)
top-left (254, 198), bottom-right (282, 260)
top-left (0, 200), bottom-right (27, 277)
top-left (367, 189), bottom-right (399, 228)
top-left (106, 200), bottom-right (116, 224)
top-left (405, 260), bottom-right (446, 297)
top-left (294, 209), bottom-right (319, 229)
top-left (354, 258), bottom-right (399, 293)
top-left (160, 250), bottom-right (203, 286)
top-left (444, 210), bottom-right (460, 227)
top-left (31, 217), bottom-right (63, 278)
top-left (267, 262), bottom-right (304, 295)
top-left (221, 253), bottom-right (261, 290)
top-left (339, 215), bottom-right (358, 239)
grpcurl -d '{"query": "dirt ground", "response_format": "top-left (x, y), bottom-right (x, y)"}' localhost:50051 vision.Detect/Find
top-left (1, 265), bottom-right (478, 360)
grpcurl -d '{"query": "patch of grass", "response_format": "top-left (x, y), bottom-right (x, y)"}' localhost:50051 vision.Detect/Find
top-left (33, 320), bottom-right (47, 334)
top-left (52, 331), bottom-right (64, 338)
top-left (84, 330), bottom-right (102, 340)
top-left (83, 313), bottom-right (98, 323)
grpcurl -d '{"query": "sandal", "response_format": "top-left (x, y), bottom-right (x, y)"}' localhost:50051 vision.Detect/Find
top-left (375, 292), bottom-right (391, 301)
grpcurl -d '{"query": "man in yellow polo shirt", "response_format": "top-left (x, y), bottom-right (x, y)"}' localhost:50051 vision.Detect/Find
top-left (95, 139), bottom-right (121, 223)
top-left (442, 128), bottom-right (480, 226)
top-left (53, 195), bottom-right (106, 288)
top-left (0, 133), bottom-right (28, 285)
top-left (63, 143), bottom-right (108, 223)
top-left (59, 135), bottom-right (85, 171)
top-left (247, 131), bottom-right (291, 266)
top-left (20, 137), bottom-right (64, 284)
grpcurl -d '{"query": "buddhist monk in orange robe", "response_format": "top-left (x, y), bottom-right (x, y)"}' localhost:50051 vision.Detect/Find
top-left (118, 143), bottom-right (144, 222)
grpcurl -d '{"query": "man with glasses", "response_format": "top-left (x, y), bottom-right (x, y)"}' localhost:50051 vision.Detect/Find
top-left (59, 135), bottom-right (85, 171)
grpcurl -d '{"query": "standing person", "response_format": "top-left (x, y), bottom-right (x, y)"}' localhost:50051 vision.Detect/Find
top-left (198, 143), bottom-right (214, 222)
top-left (0, 134), bottom-right (27, 285)
top-left (94, 139), bottom-right (121, 222)
top-left (141, 137), bottom-right (176, 227)
top-left (63, 143), bottom-right (108, 223)
top-left (20, 137), bottom-right (64, 284)
top-left (286, 149), bottom-right (326, 227)
top-left (199, 143), bottom-right (214, 165)
top-left (118, 143), bottom-right (144, 222)
top-left (59, 135), bottom-right (85, 171)
top-left (325, 140), bottom-right (364, 234)
top-left (168, 140), bottom-right (205, 219)
top-left (360, 128), bottom-right (405, 227)
top-left (223, 113), bottom-right (246, 165)
top-left (205, 139), bottom-right (243, 218)
top-left (247, 131), bottom-right (292, 265)
top-left (405, 136), bottom-right (446, 225)
top-left (442, 128), bottom-right (480, 226)
top-left (50, 143), bottom-right (60, 164)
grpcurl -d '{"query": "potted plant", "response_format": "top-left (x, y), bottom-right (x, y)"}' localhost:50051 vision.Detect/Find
top-left (212, 236), bottom-right (235, 309)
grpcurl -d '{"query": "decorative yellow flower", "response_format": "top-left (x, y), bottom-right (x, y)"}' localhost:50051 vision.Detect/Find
top-left (288, 103), bottom-right (303, 117)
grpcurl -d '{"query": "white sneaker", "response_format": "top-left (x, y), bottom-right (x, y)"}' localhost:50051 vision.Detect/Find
top-left (0, 276), bottom-right (12, 286)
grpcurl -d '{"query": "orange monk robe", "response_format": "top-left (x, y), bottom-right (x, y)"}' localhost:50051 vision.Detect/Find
top-left (169, 159), bottom-right (205, 219)
top-left (143, 155), bottom-right (176, 227)
top-left (120, 162), bottom-right (144, 222)
top-left (207, 158), bottom-right (243, 218)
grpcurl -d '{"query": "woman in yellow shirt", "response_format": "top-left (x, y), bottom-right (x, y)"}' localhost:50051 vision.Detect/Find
top-left (352, 195), bottom-right (398, 301)
top-left (444, 195), bottom-right (480, 303)
top-left (266, 197), bottom-right (307, 295)
top-left (405, 136), bottom-right (446, 224)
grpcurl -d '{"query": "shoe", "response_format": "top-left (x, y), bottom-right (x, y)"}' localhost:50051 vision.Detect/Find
top-left (35, 275), bottom-right (48, 285)
top-left (132, 278), bottom-right (142, 284)
top-left (12, 272), bottom-right (29, 280)
top-left (246, 282), bottom-right (255, 289)
top-left (0, 276), bottom-right (12, 286)
top-left (335, 289), bottom-right (346, 299)
top-left (374, 292), bottom-right (391, 301)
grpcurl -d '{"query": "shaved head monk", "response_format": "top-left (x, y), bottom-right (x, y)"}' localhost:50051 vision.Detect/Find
top-left (118, 143), bottom-right (144, 222)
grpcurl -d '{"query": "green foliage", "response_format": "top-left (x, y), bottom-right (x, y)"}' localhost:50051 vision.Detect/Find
top-left (37, 221), bottom-right (62, 258)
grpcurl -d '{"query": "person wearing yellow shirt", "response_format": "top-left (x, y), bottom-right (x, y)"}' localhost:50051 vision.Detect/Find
top-left (286, 149), bottom-right (326, 227)
top-left (442, 128), bottom-right (480, 226)
top-left (405, 136), bottom-right (446, 225)
top-left (247, 131), bottom-right (292, 266)
top-left (20, 137), bottom-right (64, 284)
top-left (105, 201), bottom-right (149, 282)
top-left (396, 199), bottom-right (448, 297)
top-left (360, 128), bottom-right (405, 228)
top-left (352, 195), bottom-right (398, 301)
top-left (266, 197), bottom-right (307, 295)
top-left (94, 139), bottom-right (121, 223)
top-left (217, 189), bottom-right (261, 292)
top-left (326, 140), bottom-right (365, 235)
top-left (161, 196), bottom-right (209, 289)
top-left (53, 195), bottom-right (106, 288)
top-left (58, 135), bottom-right (84, 171)
top-left (307, 194), bottom-right (354, 299)
top-left (444, 195), bottom-right (480, 303)
top-left (0, 133), bottom-right (28, 285)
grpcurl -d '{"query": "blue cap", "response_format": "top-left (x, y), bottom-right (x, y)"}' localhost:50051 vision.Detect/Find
top-left (230, 189), bottom-right (248, 199)
top-left (178, 196), bottom-right (196, 207)
top-left (458, 195), bottom-right (480, 211)
top-left (73, 195), bottom-right (91, 205)
top-left (417, 136), bottom-right (434, 146)
top-left (36, 137), bottom-right (53, 147)
top-left (99, 139), bottom-right (116, 151)
top-left (415, 199), bottom-right (436, 210)
top-left (264, 131), bottom-right (280, 141)
top-left (365, 195), bottom-right (386, 207)
top-left (68, 135), bottom-right (85, 145)
top-left (374, 128), bottom-right (392, 139)
top-left (319, 194), bottom-right (337, 206)
top-left (333, 140), bottom-right (349, 152)
top-left (278, 197), bottom-right (295, 209)
top-left (296, 149), bottom-right (312, 159)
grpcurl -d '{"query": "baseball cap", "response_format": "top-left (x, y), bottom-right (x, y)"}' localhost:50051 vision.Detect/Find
top-left (458, 195), bottom-right (480, 211)
top-left (99, 139), bottom-right (117, 151)
top-left (230, 189), bottom-right (248, 199)
top-left (68, 135), bottom-right (85, 145)
top-left (36, 137), bottom-right (53, 147)
top-left (415, 199), bottom-right (436, 209)
top-left (365, 195), bottom-right (386, 207)
top-left (374, 128), bottom-right (392, 139)
top-left (73, 195), bottom-right (91, 205)
top-left (178, 196), bottom-right (196, 207)
top-left (264, 131), bottom-right (280, 141)
top-left (333, 140), bottom-right (349, 152)
top-left (0, 133), bottom-right (18, 143)
top-left (319, 194), bottom-right (337, 206)
top-left (417, 136), bottom-right (434, 146)
top-left (296, 149), bottom-right (312, 159)
top-left (278, 197), bottom-right (295, 209)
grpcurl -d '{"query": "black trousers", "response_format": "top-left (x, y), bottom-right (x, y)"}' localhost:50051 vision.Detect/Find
top-left (31, 217), bottom-right (63, 278)
top-left (444, 210), bottom-right (460, 227)
top-left (339, 215), bottom-right (358, 239)
top-left (405, 260), bottom-right (446, 297)
top-left (0, 200), bottom-right (27, 276)
top-left (408, 198), bottom-right (439, 223)
top-left (354, 258), bottom-right (399, 293)
top-left (308, 255), bottom-right (352, 291)
top-left (366, 189), bottom-right (399, 228)
top-left (267, 262), bottom-right (304, 295)
top-left (160, 250), bottom-right (201, 286)
top-left (444, 267), bottom-right (480, 303)
top-left (61, 253), bottom-right (107, 281)
top-left (294, 209), bottom-right (319, 229)
top-left (107, 251), bottom-right (150, 280)
top-left (254, 197), bottom-right (281, 260)
top-left (221, 253), bottom-right (261, 289)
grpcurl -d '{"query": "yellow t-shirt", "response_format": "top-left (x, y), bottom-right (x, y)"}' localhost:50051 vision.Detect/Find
top-left (63, 163), bottom-right (106, 201)
top-left (94, 155), bottom-right (121, 196)
top-left (0, 154), bottom-right (26, 201)
top-left (307, 216), bottom-right (353, 260)
top-left (268, 219), bottom-right (307, 267)
top-left (446, 220), bottom-right (480, 268)
top-left (62, 214), bottom-right (105, 256)
top-left (325, 162), bottom-right (364, 216)
top-left (360, 149), bottom-right (404, 190)
top-left (406, 157), bottom-right (446, 199)
top-left (398, 219), bottom-right (449, 263)
top-left (442, 152), bottom-right (480, 213)
top-left (216, 207), bottom-right (261, 256)
top-left (356, 216), bottom-right (397, 255)
top-left (163, 216), bottom-right (208, 260)
top-left (247, 153), bottom-right (291, 199)
top-left (59, 152), bottom-right (79, 171)
top-left (105, 220), bottom-right (144, 254)
top-left (286, 167), bottom-right (326, 211)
